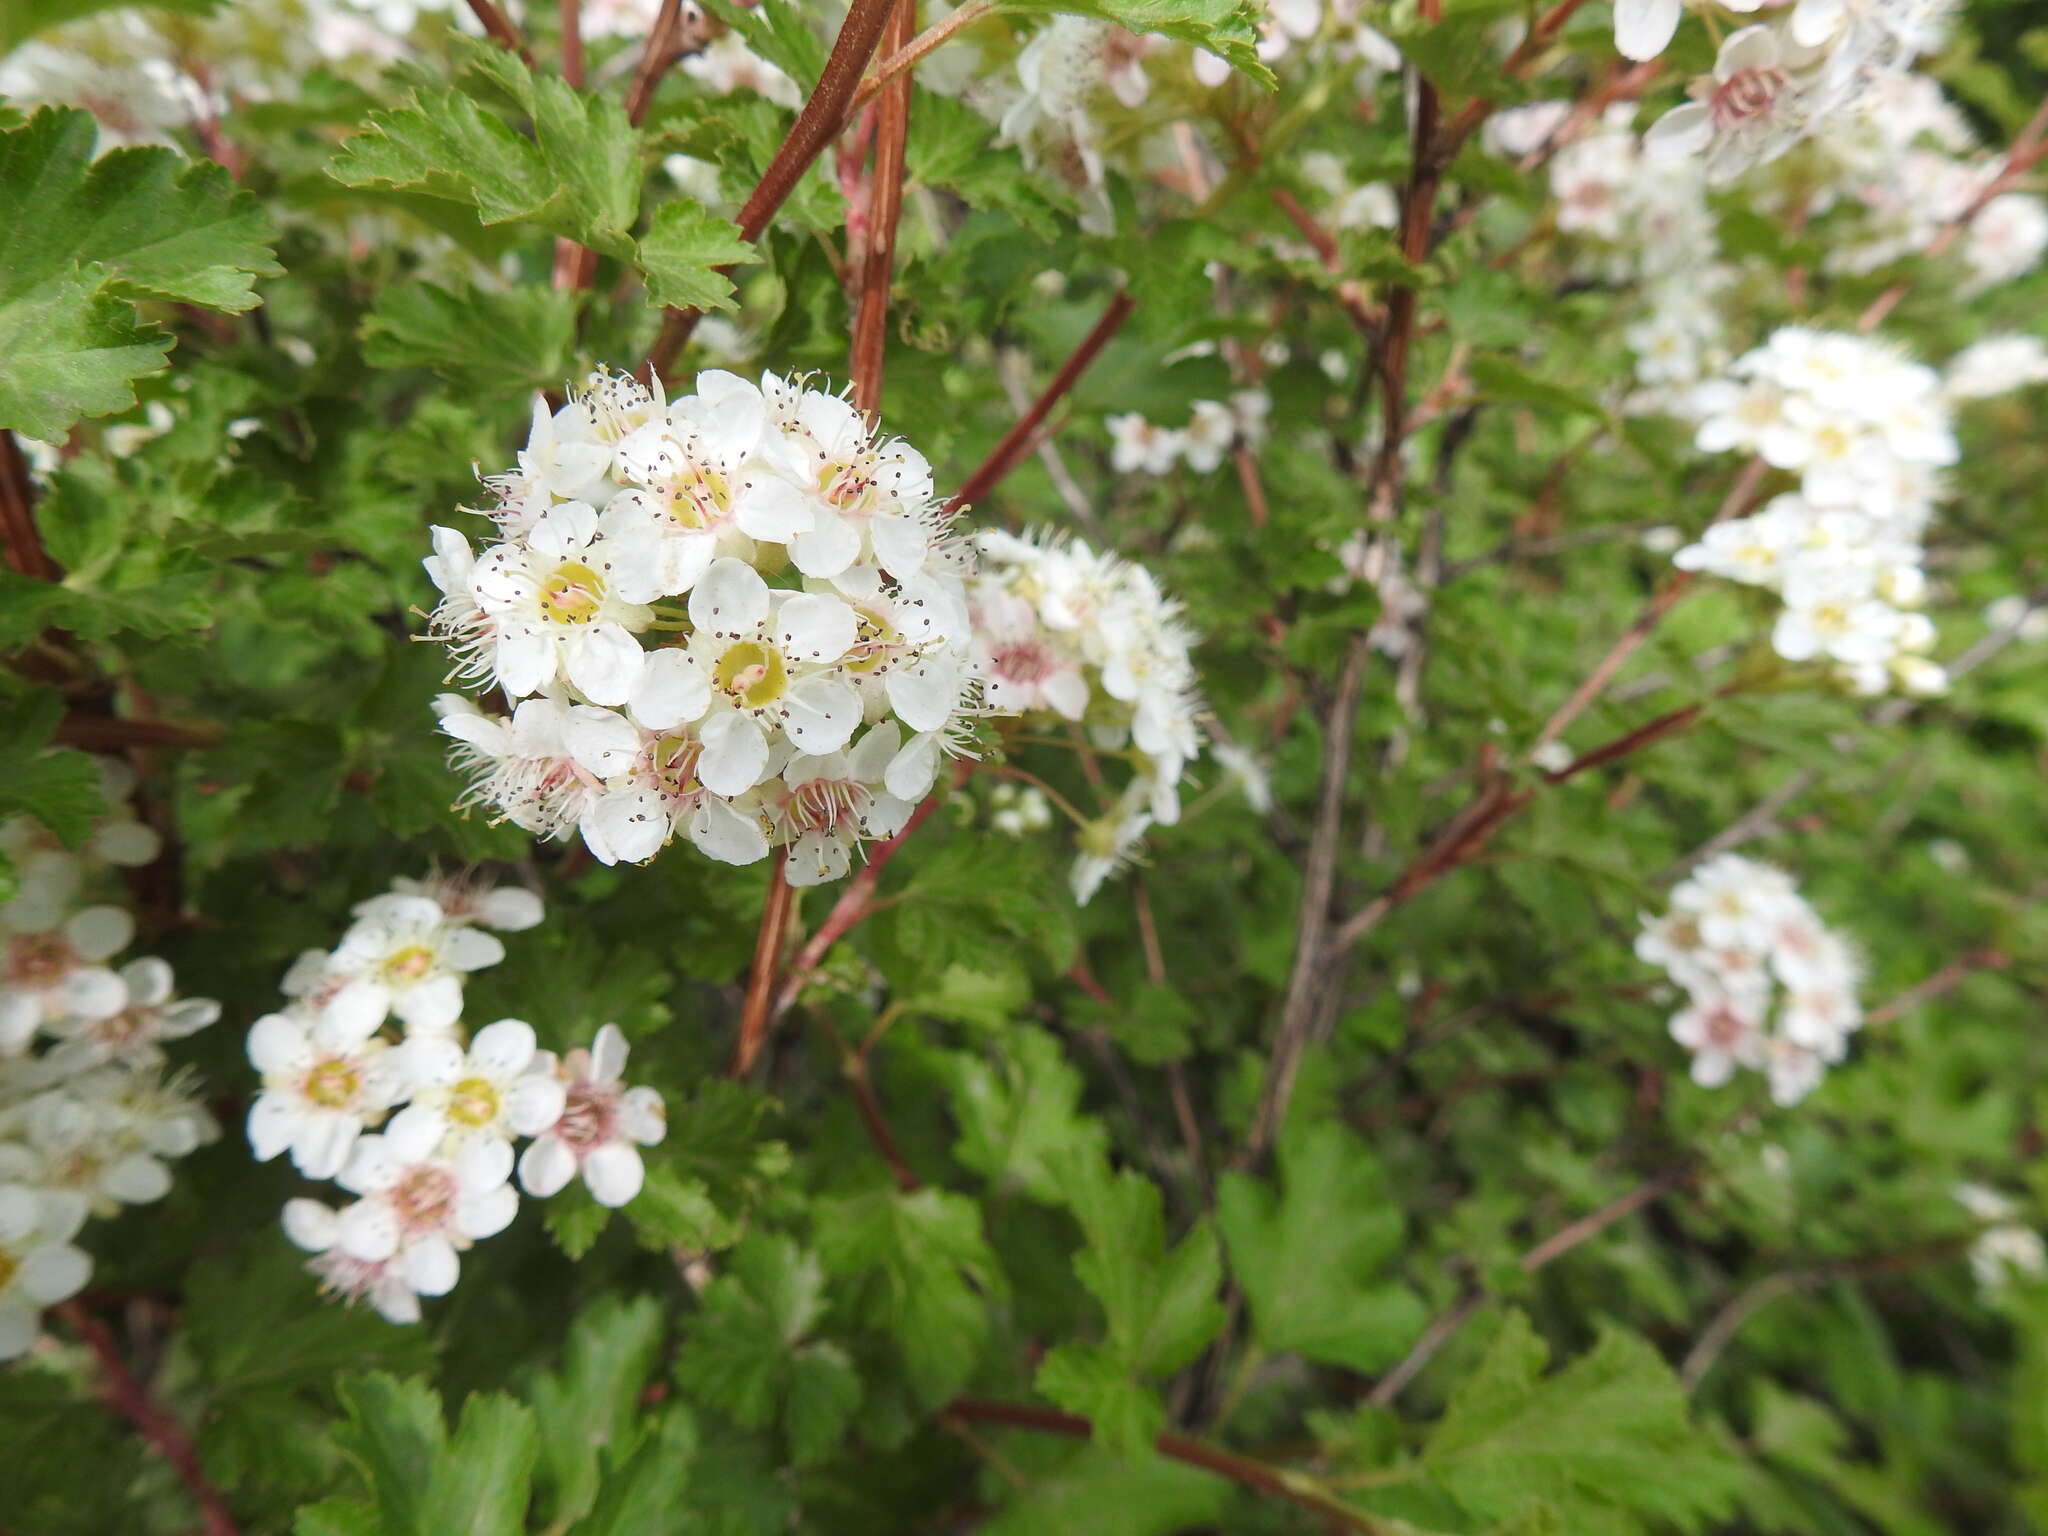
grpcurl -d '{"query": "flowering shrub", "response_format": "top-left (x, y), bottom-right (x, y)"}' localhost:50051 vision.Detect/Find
top-left (2, 0), bottom-right (2047, 1528)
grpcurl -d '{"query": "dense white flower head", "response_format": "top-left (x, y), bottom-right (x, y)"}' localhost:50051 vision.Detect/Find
top-left (0, 791), bottom-right (216, 1361)
top-left (968, 527), bottom-right (1205, 903)
top-left (1674, 329), bottom-right (1956, 695)
top-left (427, 369), bottom-right (976, 884)
top-left (1637, 853), bottom-right (1863, 1105)
top-left (251, 875), bottom-right (667, 1323)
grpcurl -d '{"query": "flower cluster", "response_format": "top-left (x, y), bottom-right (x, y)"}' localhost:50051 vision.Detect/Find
top-left (248, 875), bottom-right (666, 1324)
top-left (1623, 0), bottom-right (1948, 162)
top-left (0, 759), bottom-right (218, 1360)
top-left (1636, 853), bottom-right (1863, 1105)
top-left (426, 369), bottom-right (978, 888)
top-left (1106, 392), bottom-right (1271, 477)
top-left (1955, 1183), bottom-right (2048, 1296)
top-left (1674, 328), bottom-right (1955, 695)
top-left (969, 528), bottom-right (1204, 902)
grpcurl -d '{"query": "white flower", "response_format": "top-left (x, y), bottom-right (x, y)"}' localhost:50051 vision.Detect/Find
top-left (1644, 25), bottom-right (1816, 184)
top-left (246, 999), bottom-right (407, 1179)
top-left (465, 502), bottom-right (658, 706)
top-left (326, 894), bottom-right (506, 1034)
top-left (388, 1019), bottom-right (567, 1153)
top-left (1943, 334), bottom-right (2048, 401)
top-left (1669, 990), bottom-right (1765, 1088)
top-left (1107, 414), bottom-right (1185, 475)
top-left (39, 956), bottom-right (219, 1068)
top-left (517, 1025), bottom-right (665, 1207)
top-left (283, 1198), bottom-right (424, 1325)
top-left (769, 725), bottom-right (920, 887)
top-left (330, 1116), bottom-right (519, 1288)
top-left (685, 557), bottom-right (862, 789)
top-left (0, 906), bottom-right (134, 1055)
top-left (1613, 0), bottom-right (1682, 61)
top-left (0, 1186), bottom-right (90, 1360)
top-left (1181, 401), bottom-right (1238, 473)
top-left (758, 376), bottom-right (942, 584)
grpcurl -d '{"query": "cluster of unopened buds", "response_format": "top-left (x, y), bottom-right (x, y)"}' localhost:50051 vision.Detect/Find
top-left (968, 528), bottom-right (1204, 902)
top-left (246, 875), bottom-right (665, 1324)
top-left (1636, 853), bottom-right (1864, 1105)
top-left (426, 368), bottom-right (980, 888)
top-left (0, 759), bottom-right (218, 1359)
top-left (1106, 392), bottom-right (1269, 477)
top-left (1674, 328), bottom-right (1956, 695)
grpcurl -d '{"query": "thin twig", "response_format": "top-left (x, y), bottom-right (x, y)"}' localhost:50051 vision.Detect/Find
top-left (1367, 1169), bottom-right (1688, 1406)
top-left (846, 0), bottom-right (997, 117)
top-left (623, 0), bottom-right (687, 126)
top-left (1532, 457), bottom-right (1767, 750)
top-left (1857, 95), bottom-right (2048, 332)
top-left (0, 432), bottom-right (57, 581)
top-left (647, 0), bottom-right (899, 376)
top-left (771, 781), bottom-right (949, 1019)
top-left (1679, 1236), bottom-right (1975, 1391)
top-left (848, 0), bottom-right (916, 416)
top-left (59, 1302), bottom-right (240, 1536)
top-left (941, 1398), bottom-right (1404, 1535)
top-left (1240, 633), bottom-right (1369, 1168)
top-left (942, 290), bottom-right (1135, 515)
top-left (462, 0), bottom-right (532, 63)
top-left (729, 851), bottom-right (795, 1076)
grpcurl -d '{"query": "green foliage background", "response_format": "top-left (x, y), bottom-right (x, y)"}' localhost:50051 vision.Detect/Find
top-left (2, 0), bottom-right (2048, 1529)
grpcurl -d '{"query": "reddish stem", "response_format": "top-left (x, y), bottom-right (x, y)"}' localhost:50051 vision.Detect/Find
top-left (1, 431), bottom-right (57, 581)
top-left (942, 1399), bottom-right (1398, 1534)
top-left (59, 1302), bottom-right (240, 1536)
top-left (729, 851), bottom-right (795, 1076)
top-left (647, 0), bottom-right (900, 377)
top-left (942, 290), bottom-right (1135, 516)
top-left (462, 0), bottom-right (532, 61)
top-left (624, 0), bottom-right (687, 126)
top-left (771, 783), bottom-right (947, 1018)
top-left (848, 0), bottom-right (917, 416)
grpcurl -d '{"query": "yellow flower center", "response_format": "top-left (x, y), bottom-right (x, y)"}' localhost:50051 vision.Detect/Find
top-left (664, 466), bottom-right (731, 531)
top-left (0, 1247), bottom-right (18, 1292)
top-left (382, 944), bottom-right (436, 984)
top-left (654, 735), bottom-right (705, 797)
top-left (540, 560), bottom-right (605, 624)
top-left (304, 1058), bottom-right (362, 1109)
top-left (714, 640), bottom-right (787, 707)
top-left (447, 1076), bottom-right (501, 1128)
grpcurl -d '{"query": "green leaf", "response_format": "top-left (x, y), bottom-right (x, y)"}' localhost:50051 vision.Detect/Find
top-left (292, 1500), bottom-right (388, 1536)
top-left (418, 1394), bottom-right (539, 1536)
top-left (0, 749), bottom-right (102, 850)
top-left (1038, 1150), bottom-right (1224, 1454)
top-left (529, 1296), bottom-right (668, 1528)
top-left (0, 108), bottom-right (277, 435)
top-left (360, 281), bottom-right (578, 394)
top-left (0, 267), bottom-right (171, 439)
top-left (635, 201), bottom-right (757, 313)
top-left (980, 1445), bottom-right (1232, 1535)
top-left (1215, 1120), bottom-right (1427, 1372)
top-left (815, 1187), bottom-right (1001, 1407)
top-left (694, 0), bottom-right (824, 84)
top-left (0, 0), bottom-right (218, 51)
top-left (1007, 0), bottom-right (1272, 86)
top-left (939, 1022), bottom-right (1108, 1203)
top-left (0, 108), bottom-right (279, 310)
top-left (1467, 355), bottom-right (1606, 418)
top-left (568, 1405), bottom-right (698, 1536)
top-left (1423, 1312), bottom-right (1741, 1532)
top-left (333, 1374), bottom-right (448, 1535)
top-left (328, 50), bottom-right (640, 258)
